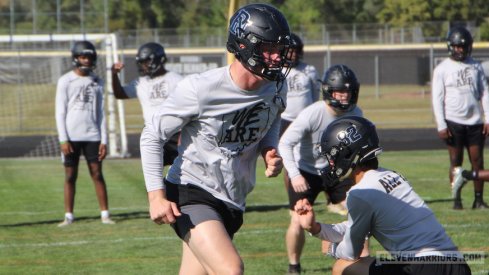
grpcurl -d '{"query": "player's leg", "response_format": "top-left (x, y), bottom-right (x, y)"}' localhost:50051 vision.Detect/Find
top-left (84, 142), bottom-right (114, 223)
top-left (179, 240), bottom-right (207, 275)
top-left (59, 142), bottom-right (81, 226)
top-left (332, 257), bottom-right (375, 275)
top-left (446, 121), bottom-right (465, 209)
top-left (466, 124), bottom-right (488, 209)
top-left (183, 219), bottom-right (243, 275)
top-left (166, 182), bottom-right (244, 274)
top-left (286, 170), bottom-right (323, 273)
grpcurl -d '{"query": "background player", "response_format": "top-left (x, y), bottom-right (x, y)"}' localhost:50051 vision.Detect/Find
top-left (279, 65), bottom-right (362, 274)
top-left (111, 42), bottom-right (182, 164)
top-left (140, 4), bottom-right (291, 274)
top-left (55, 41), bottom-right (114, 227)
top-left (432, 25), bottom-right (489, 209)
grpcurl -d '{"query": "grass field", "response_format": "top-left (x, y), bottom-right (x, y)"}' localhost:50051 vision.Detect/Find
top-left (0, 150), bottom-right (488, 274)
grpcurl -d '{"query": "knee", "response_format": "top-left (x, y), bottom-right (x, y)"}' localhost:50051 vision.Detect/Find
top-left (218, 260), bottom-right (244, 275)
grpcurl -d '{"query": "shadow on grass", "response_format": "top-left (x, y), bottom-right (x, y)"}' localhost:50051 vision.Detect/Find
top-left (0, 211), bottom-right (149, 227)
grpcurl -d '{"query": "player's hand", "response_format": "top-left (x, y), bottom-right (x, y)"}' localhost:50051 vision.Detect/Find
top-left (111, 62), bottom-right (124, 74)
top-left (437, 128), bottom-right (450, 140)
top-left (148, 190), bottom-right (181, 225)
top-left (294, 198), bottom-right (316, 231)
top-left (60, 142), bottom-right (73, 155)
top-left (98, 144), bottom-right (107, 161)
top-left (483, 123), bottom-right (489, 137)
top-left (291, 175), bottom-right (310, 193)
top-left (263, 148), bottom-right (283, 177)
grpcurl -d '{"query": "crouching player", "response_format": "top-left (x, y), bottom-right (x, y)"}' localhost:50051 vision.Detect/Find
top-left (295, 116), bottom-right (471, 275)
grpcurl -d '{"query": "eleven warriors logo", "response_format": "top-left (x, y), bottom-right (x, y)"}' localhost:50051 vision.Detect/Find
top-left (230, 9), bottom-right (251, 38)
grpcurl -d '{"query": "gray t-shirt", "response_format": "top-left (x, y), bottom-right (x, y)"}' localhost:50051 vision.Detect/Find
top-left (123, 71), bottom-right (183, 124)
top-left (432, 57), bottom-right (489, 131)
top-left (55, 71), bottom-right (107, 143)
top-left (317, 168), bottom-right (460, 260)
top-left (140, 65), bottom-right (287, 211)
top-left (281, 61), bottom-right (320, 122)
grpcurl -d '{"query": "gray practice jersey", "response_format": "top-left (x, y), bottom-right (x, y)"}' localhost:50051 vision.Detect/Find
top-left (140, 65), bottom-right (287, 211)
top-left (279, 101), bottom-right (362, 178)
top-left (432, 57), bottom-right (489, 131)
top-left (281, 61), bottom-right (320, 122)
top-left (55, 71), bottom-right (107, 144)
top-left (123, 71), bottom-right (183, 123)
top-left (321, 168), bottom-right (460, 260)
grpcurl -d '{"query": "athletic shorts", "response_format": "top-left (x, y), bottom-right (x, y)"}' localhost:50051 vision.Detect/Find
top-left (164, 180), bottom-right (243, 240)
top-left (163, 133), bottom-right (179, 166)
top-left (62, 141), bottom-right (101, 167)
top-left (280, 119), bottom-right (292, 137)
top-left (445, 120), bottom-right (484, 147)
top-left (287, 169), bottom-right (353, 209)
top-left (369, 256), bottom-right (471, 275)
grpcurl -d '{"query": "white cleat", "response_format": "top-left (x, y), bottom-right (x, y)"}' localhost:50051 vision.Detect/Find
top-left (57, 218), bottom-right (74, 227)
top-left (451, 167), bottom-right (467, 199)
top-left (101, 217), bottom-right (116, 225)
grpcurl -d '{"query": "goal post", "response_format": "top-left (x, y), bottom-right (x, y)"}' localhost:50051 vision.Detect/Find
top-left (0, 33), bottom-right (128, 158)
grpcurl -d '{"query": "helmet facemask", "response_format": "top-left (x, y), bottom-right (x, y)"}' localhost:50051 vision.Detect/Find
top-left (71, 41), bottom-right (97, 74)
top-left (321, 65), bottom-right (359, 112)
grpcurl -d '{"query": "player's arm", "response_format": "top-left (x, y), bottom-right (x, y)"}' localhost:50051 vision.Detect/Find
top-left (334, 192), bottom-right (373, 260)
top-left (111, 62), bottom-right (129, 99)
top-left (260, 116), bottom-right (283, 177)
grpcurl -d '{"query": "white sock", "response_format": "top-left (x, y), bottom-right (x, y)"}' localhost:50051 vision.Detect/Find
top-left (101, 210), bottom-right (110, 219)
top-left (65, 212), bottom-right (74, 221)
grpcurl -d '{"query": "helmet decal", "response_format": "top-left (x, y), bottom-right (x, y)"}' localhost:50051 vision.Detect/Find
top-left (230, 10), bottom-right (251, 39)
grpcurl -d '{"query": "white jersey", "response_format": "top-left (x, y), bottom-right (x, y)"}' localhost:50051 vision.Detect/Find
top-left (279, 101), bottom-right (362, 178)
top-left (432, 57), bottom-right (489, 131)
top-left (140, 65), bottom-right (287, 211)
top-left (55, 71), bottom-right (107, 144)
top-left (281, 61), bottom-right (320, 122)
top-left (328, 168), bottom-right (459, 260)
top-left (123, 71), bottom-right (183, 123)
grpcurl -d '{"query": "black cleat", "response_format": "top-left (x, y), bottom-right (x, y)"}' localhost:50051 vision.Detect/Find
top-left (472, 200), bottom-right (489, 209)
top-left (453, 200), bottom-right (463, 210)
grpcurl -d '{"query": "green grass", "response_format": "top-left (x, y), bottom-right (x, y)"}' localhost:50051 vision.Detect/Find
top-left (0, 151), bottom-right (488, 274)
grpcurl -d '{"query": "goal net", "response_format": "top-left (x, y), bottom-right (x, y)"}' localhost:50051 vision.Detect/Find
top-left (0, 34), bottom-right (128, 158)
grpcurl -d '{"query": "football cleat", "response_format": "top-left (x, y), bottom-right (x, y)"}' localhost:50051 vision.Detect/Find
top-left (451, 167), bottom-right (467, 199)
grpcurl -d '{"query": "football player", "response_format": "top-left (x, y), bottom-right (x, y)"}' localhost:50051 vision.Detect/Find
top-left (295, 116), bottom-right (471, 275)
top-left (140, 3), bottom-right (291, 274)
top-left (279, 64), bottom-right (363, 274)
top-left (111, 42), bottom-right (182, 164)
top-left (432, 25), bottom-right (489, 209)
top-left (55, 41), bottom-right (115, 226)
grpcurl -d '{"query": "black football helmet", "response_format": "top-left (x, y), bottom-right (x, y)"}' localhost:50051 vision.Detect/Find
top-left (226, 3), bottom-right (291, 82)
top-left (319, 116), bottom-right (382, 185)
top-left (71, 41), bottom-right (97, 73)
top-left (321, 65), bottom-right (360, 112)
top-left (289, 33), bottom-right (304, 66)
top-left (446, 26), bottom-right (473, 61)
top-left (136, 42), bottom-right (167, 77)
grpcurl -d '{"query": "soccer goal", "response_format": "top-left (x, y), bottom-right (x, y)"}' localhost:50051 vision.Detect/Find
top-left (0, 33), bottom-right (128, 158)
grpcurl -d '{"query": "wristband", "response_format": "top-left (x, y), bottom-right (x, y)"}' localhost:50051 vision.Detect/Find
top-left (60, 141), bottom-right (67, 145)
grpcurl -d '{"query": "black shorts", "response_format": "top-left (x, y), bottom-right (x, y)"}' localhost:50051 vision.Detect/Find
top-left (445, 120), bottom-right (484, 147)
top-left (287, 169), bottom-right (353, 209)
top-left (369, 257), bottom-right (471, 275)
top-left (62, 141), bottom-right (101, 167)
top-left (164, 180), bottom-right (243, 240)
top-left (163, 133), bottom-right (179, 166)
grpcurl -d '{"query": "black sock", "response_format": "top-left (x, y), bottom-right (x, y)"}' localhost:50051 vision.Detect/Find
top-left (475, 192), bottom-right (483, 201)
top-left (462, 170), bottom-right (476, 180)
